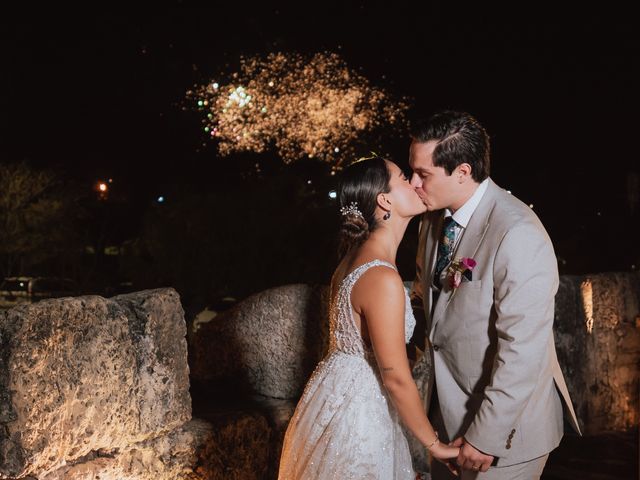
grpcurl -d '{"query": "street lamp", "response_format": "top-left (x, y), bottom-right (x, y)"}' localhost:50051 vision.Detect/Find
top-left (95, 180), bottom-right (109, 200)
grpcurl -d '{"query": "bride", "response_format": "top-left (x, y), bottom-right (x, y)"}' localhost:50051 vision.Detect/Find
top-left (278, 156), bottom-right (459, 479)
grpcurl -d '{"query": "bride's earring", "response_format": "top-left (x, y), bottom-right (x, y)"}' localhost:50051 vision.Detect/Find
top-left (383, 211), bottom-right (391, 220)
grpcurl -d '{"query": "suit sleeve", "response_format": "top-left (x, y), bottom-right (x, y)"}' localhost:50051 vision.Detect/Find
top-left (463, 221), bottom-right (559, 458)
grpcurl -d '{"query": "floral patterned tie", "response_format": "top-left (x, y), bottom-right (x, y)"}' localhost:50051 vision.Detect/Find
top-left (434, 216), bottom-right (458, 289)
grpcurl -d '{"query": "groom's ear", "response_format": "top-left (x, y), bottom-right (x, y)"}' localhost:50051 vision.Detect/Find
top-left (456, 163), bottom-right (473, 183)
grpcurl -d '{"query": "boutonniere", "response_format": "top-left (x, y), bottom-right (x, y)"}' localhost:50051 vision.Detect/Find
top-left (447, 257), bottom-right (477, 289)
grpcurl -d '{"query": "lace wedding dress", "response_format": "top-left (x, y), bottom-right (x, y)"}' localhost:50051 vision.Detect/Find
top-left (278, 260), bottom-right (416, 479)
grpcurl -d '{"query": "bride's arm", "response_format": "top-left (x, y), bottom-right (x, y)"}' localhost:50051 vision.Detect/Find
top-left (353, 268), bottom-right (458, 462)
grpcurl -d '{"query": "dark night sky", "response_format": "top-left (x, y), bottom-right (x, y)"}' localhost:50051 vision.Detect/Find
top-left (1, 4), bottom-right (638, 273)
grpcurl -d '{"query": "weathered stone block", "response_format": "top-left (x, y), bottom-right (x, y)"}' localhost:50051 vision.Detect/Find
top-left (554, 272), bottom-right (640, 433)
top-left (189, 284), bottom-right (330, 399)
top-left (0, 288), bottom-right (191, 479)
top-left (40, 419), bottom-right (213, 480)
top-left (39, 413), bottom-right (270, 480)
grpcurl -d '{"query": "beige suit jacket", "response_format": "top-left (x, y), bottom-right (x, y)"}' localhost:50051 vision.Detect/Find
top-left (410, 178), bottom-right (580, 466)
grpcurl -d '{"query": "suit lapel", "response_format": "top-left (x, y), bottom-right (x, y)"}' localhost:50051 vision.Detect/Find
top-left (424, 212), bottom-right (442, 283)
top-left (423, 212), bottom-right (443, 334)
top-left (429, 179), bottom-right (499, 338)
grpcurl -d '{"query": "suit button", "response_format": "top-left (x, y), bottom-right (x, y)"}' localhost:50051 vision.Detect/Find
top-left (511, 429), bottom-right (516, 434)
top-left (506, 444), bottom-right (511, 449)
top-left (433, 344), bottom-right (440, 351)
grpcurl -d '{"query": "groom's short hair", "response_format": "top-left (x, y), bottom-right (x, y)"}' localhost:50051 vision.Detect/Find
top-left (411, 111), bottom-right (490, 182)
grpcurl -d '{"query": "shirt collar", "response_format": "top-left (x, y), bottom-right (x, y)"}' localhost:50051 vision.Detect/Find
top-left (444, 178), bottom-right (490, 228)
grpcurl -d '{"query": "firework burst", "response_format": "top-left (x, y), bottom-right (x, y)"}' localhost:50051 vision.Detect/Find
top-left (186, 52), bottom-right (408, 169)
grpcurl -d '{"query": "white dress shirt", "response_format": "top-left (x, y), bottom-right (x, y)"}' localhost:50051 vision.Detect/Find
top-left (444, 178), bottom-right (489, 250)
top-left (434, 178), bottom-right (489, 290)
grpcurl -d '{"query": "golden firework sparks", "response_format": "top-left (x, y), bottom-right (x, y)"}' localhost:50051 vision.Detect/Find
top-left (186, 52), bottom-right (408, 169)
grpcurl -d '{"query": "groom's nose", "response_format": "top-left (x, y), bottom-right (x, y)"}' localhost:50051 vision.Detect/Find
top-left (410, 173), bottom-right (422, 189)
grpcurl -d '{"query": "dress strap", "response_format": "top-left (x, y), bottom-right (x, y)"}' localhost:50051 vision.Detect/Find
top-left (346, 259), bottom-right (397, 286)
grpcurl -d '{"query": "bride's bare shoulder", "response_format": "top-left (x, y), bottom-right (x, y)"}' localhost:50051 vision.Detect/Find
top-left (351, 264), bottom-right (403, 304)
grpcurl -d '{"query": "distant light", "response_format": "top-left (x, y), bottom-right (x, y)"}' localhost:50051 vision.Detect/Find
top-left (328, 190), bottom-right (337, 199)
top-left (529, 204), bottom-right (534, 209)
top-left (108, 178), bottom-right (113, 183)
top-left (19, 282), bottom-right (24, 287)
top-left (581, 279), bottom-right (594, 334)
top-left (98, 183), bottom-right (108, 192)
top-left (632, 264), bottom-right (637, 270)
top-left (212, 82), bottom-right (219, 90)
top-left (334, 147), bottom-right (340, 153)
top-left (197, 100), bottom-right (204, 107)
top-left (268, 81), bottom-right (275, 87)
top-left (307, 180), bottom-right (312, 185)
top-left (597, 211), bottom-right (602, 216)
top-left (157, 196), bottom-right (165, 203)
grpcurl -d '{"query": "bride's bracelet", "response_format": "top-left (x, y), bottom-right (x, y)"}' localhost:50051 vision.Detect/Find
top-left (425, 432), bottom-right (439, 451)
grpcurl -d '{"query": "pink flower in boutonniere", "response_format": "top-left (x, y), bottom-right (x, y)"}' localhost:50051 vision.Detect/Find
top-left (448, 257), bottom-right (477, 289)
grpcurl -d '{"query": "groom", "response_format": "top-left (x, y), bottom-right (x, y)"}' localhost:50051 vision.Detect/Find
top-left (408, 111), bottom-right (580, 479)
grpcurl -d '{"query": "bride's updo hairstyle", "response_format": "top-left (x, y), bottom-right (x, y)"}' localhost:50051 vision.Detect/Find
top-left (338, 157), bottom-right (391, 258)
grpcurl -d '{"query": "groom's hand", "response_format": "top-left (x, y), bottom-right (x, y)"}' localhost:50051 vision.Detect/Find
top-left (454, 437), bottom-right (494, 473)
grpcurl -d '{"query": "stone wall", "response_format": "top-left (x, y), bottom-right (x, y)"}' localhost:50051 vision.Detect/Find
top-left (554, 272), bottom-right (640, 433)
top-left (191, 272), bottom-right (640, 435)
top-left (1, 272), bottom-right (637, 478)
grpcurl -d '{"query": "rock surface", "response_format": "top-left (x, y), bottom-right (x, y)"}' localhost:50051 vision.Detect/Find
top-left (190, 284), bottom-right (330, 399)
top-left (554, 272), bottom-right (640, 434)
top-left (0, 288), bottom-right (191, 479)
top-left (40, 419), bottom-right (212, 480)
top-left (39, 415), bottom-right (271, 480)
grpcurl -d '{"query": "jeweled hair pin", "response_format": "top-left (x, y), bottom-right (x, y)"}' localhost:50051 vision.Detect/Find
top-left (340, 201), bottom-right (364, 220)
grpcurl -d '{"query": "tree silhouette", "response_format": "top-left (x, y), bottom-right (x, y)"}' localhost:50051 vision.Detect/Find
top-left (0, 162), bottom-right (81, 278)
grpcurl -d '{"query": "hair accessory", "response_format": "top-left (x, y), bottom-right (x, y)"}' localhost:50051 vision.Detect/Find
top-left (350, 151), bottom-right (380, 166)
top-left (340, 201), bottom-right (364, 220)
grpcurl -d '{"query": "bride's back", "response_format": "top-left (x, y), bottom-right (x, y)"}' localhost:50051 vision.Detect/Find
top-left (329, 248), bottom-right (401, 355)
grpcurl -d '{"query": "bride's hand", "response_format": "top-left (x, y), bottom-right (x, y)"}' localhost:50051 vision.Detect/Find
top-left (429, 441), bottom-right (460, 461)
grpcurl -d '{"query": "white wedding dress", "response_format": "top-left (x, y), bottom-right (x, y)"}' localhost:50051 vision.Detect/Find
top-left (278, 260), bottom-right (416, 479)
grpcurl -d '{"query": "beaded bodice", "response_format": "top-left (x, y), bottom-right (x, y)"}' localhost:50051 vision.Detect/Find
top-left (328, 259), bottom-right (416, 357)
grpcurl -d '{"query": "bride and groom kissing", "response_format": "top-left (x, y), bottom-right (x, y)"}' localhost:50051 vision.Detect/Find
top-left (278, 110), bottom-right (580, 479)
